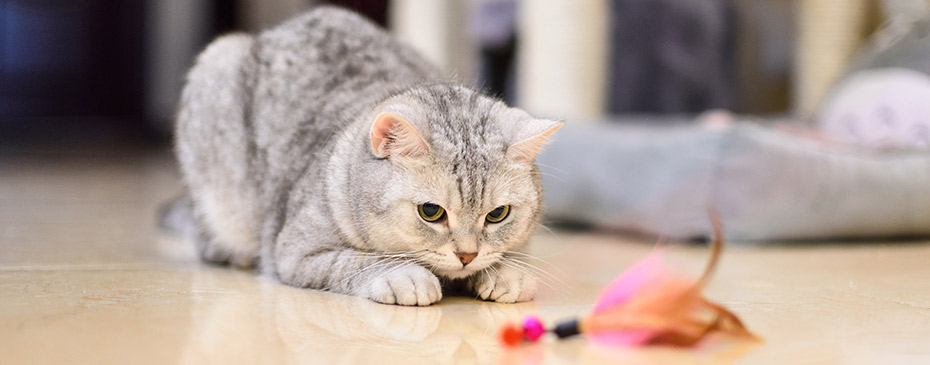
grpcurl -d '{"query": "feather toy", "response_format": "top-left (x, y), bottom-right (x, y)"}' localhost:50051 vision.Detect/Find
top-left (499, 215), bottom-right (759, 347)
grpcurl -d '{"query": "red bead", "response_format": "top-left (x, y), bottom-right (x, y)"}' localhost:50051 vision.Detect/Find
top-left (523, 316), bottom-right (546, 341)
top-left (499, 322), bottom-right (524, 347)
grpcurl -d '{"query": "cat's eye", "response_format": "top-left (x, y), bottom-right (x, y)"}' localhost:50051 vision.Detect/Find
top-left (486, 205), bottom-right (510, 223)
top-left (418, 203), bottom-right (446, 222)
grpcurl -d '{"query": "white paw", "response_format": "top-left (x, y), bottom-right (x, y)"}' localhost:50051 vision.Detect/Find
top-left (368, 264), bottom-right (442, 306)
top-left (470, 265), bottom-right (538, 303)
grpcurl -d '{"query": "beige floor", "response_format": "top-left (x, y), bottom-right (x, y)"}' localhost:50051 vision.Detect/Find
top-left (1, 147), bottom-right (929, 364)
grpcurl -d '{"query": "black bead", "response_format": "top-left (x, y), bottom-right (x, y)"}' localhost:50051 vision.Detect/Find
top-left (554, 319), bottom-right (580, 339)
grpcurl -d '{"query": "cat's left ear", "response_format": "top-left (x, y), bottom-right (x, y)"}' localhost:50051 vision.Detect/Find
top-left (507, 119), bottom-right (563, 163)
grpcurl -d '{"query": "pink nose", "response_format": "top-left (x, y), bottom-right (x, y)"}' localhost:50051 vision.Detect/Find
top-left (455, 252), bottom-right (478, 266)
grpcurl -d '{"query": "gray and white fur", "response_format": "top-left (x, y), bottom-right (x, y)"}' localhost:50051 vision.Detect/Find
top-left (173, 7), bottom-right (561, 305)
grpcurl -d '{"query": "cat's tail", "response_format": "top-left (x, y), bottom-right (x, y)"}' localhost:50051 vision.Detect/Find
top-left (158, 194), bottom-right (198, 238)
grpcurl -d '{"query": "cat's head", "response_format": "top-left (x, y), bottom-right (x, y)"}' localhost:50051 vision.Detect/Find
top-left (336, 84), bottom-right (561, 279)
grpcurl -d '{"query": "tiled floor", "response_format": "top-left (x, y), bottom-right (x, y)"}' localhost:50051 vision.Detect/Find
top-left (1, 146), bottom-right (929, 364)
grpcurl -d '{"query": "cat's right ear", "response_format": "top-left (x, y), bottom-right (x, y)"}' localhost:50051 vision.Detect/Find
top-left (370, 112), bottom-right (430, 159)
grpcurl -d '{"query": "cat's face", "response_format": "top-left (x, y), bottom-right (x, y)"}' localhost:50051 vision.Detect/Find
top-left (385, 150), bottom-right (544, 278)
top-left (355, 86), bottom-right (561, 279)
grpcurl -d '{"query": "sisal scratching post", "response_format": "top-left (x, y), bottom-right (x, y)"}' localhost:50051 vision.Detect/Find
top-left (389, 0), bottom-right (455, 72)
top-left (793, 0), bottom-right (878, 121)
top-left (517, 0), bottom-right (610, 121)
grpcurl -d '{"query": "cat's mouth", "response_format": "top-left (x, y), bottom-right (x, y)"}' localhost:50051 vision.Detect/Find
top-left (433, 264), bottom-right (486, 279)
top-left (427, 251), bottom-right (502, 279)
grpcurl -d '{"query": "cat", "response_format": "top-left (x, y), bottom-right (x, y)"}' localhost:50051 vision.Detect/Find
top-left (172, 6), bottom-right (561, 306)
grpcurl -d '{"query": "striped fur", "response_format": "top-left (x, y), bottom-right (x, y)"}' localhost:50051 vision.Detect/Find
top-left (174, 7), bottom-right (560, 305)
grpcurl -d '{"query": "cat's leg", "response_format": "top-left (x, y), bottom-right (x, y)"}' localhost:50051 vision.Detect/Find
top-left (175, 33), bottom-right (260, 267)
top-left (467, 261), bottom-right (539, 303)
top-left (271, 221), bottom-right (442, 306)
top-left (276, 249), bottom-right (443, 306)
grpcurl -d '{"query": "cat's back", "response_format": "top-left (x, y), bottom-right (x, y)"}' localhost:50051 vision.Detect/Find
top-left (252, 6), bottom-right (441, 129)
top-left (248, 7), bottom-right (442, 234)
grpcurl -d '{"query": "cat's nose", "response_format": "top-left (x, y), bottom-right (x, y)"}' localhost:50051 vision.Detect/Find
top-left (455, 252), bottom-right (478, 266)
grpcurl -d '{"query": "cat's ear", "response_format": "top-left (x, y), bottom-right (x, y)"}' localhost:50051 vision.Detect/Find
top-left (507, 119), bottom-right (563, 163)
top-left (370, 112), bottom-right (430, 159)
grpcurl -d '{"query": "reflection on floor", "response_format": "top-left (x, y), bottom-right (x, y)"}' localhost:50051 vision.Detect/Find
top-left (1, 147), bottom-right (928, 364)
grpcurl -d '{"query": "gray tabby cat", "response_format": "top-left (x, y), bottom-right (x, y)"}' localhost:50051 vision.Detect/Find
top-left (174, 7), bottom-right (561, 305)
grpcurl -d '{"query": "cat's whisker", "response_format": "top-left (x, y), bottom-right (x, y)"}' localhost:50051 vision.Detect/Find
top-left (533, 162), bottom-right (569, 175)
top-left (321, 260), bottom-right (395, 292)
top-left (344, 259), bottom-right (421, 291)
top-left (504, 257), bottom-right (569, 285)
top-left (496, 260), bottom-right (545, 285)
top-left (491, 172), bottom-right (527, 187)
top-left (503, 250), bottom-right (568, 276)
top-left (477, 264), bottom-right (507, 300)
top-left (534, 222), bottom-right (560, 239)
top-left (345, 252), bottom-right (433, 273)
top-left (495, 260), bottom-right (565, 295)
top-left (322, 257), bottom-right (418, 292)
top-left (501, 257), bottom-right (577, 295)
top-left (496, 261), bottom-right (574, 300)
top-left (487, 264), bottom-right (502, 278)
top-left (500, 253), bottom-right (570, 287)
top-left (416, 259), bottom-right (438, 272)
top-left (473, 267), bottom-right (490, 301)
top-left (531, 169), bottom-right (564, 178)
top-left (530, 170), bottom-right (570, 185)
top-left (349, 249), bottom-right (430, 259)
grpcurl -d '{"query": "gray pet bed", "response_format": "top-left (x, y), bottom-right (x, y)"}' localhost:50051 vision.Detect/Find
top-left (537, 117), bottom-right (930, 241)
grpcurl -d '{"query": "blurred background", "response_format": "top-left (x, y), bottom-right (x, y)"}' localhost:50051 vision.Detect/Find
top-left (1, 0), bottom-right (929, 240)
top-left (3, 0), bottom-right (927, 145)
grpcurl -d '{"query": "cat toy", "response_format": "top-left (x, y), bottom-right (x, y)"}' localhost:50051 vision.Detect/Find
top-left (499, 215), bottom-right (759, 347)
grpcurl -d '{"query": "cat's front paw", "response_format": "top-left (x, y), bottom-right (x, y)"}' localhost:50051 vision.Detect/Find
top-left (367, 264), bottom-right (442, 306)
top-left (469, 264), bottom-right (538, 303)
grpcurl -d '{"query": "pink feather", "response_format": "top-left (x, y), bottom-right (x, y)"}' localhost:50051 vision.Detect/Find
top-left (588, 252), bottom-right (667, 346)
top-left (579, 216), bottom-right (759, 347)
